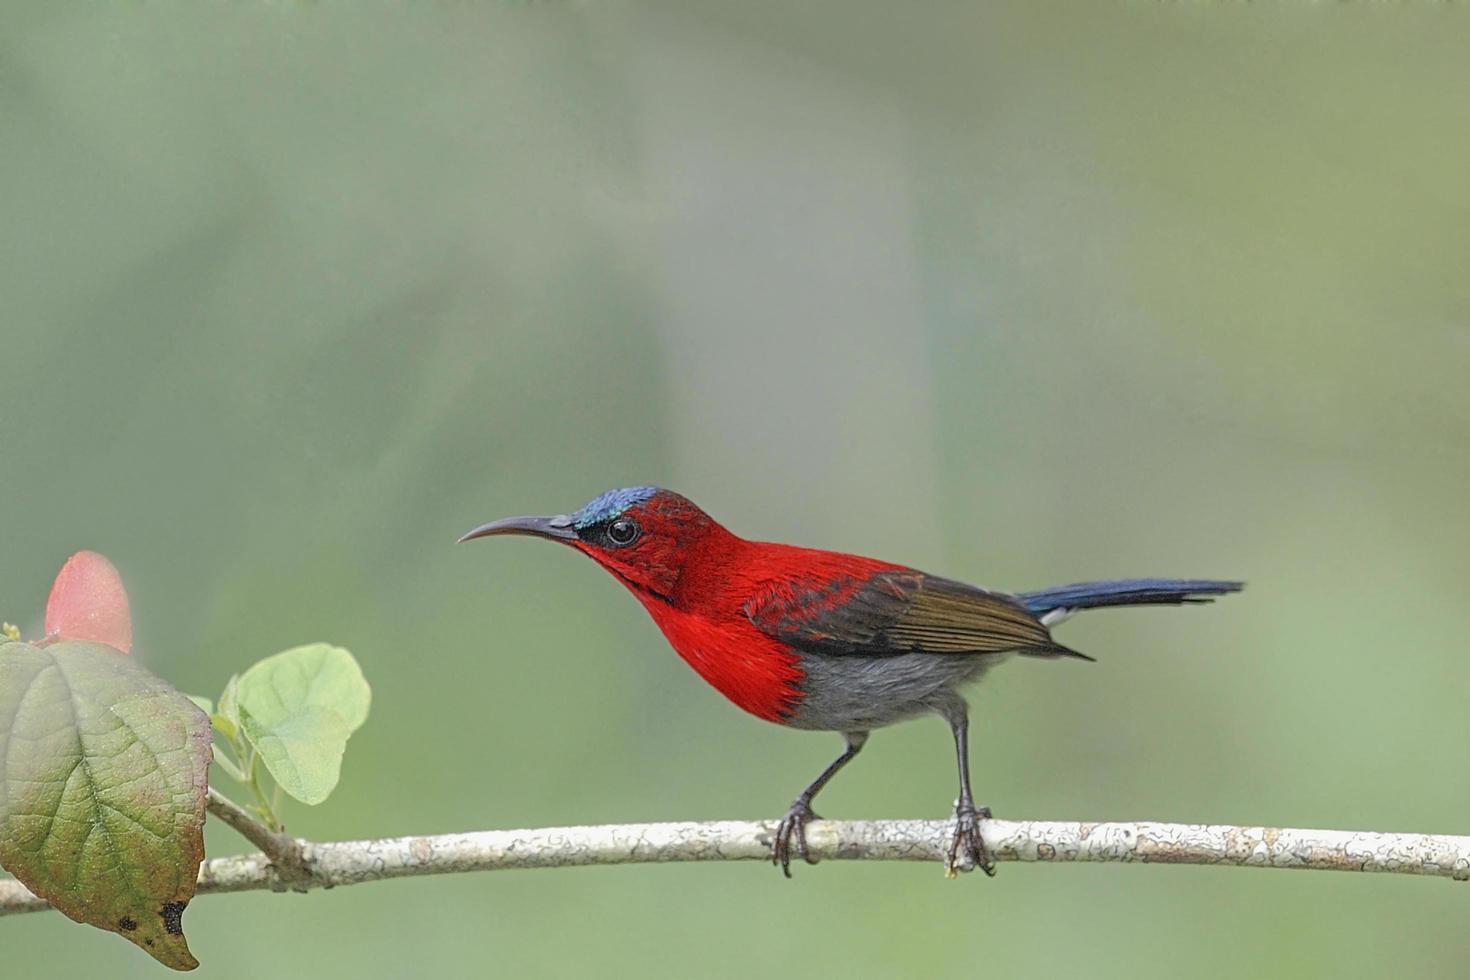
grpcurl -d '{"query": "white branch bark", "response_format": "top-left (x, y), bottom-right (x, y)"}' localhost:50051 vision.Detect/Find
top-left (4, 818), bottom-right (1467, 915)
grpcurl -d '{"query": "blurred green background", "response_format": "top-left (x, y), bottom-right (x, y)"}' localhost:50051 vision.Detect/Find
top-left (4, 3), bottom-right (1468, 978)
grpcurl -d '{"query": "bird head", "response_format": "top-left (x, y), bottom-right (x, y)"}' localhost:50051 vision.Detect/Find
top-left (459, 486), bottom-right (730, 602)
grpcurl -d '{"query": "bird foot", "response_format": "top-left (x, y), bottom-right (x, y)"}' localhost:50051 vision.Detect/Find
top-left (772, 799), bottom-right (820, 878)
top-left (945, 801), bottom-right (995, 878)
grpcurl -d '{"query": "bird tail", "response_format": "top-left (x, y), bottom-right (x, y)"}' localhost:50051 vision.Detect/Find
top-left (1019, 578), bottom-right (1243, 620)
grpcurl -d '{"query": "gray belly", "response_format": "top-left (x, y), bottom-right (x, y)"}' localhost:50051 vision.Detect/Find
top-left (785, 651), bottom-right (1011, 732)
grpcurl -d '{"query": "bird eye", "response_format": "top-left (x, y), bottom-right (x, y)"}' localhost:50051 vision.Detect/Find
top-left (606, 518), bottom-right (640, 546)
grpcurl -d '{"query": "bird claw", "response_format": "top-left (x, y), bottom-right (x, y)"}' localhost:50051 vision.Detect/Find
top-left (772, 799), bottom-right (820, 877)
top-left (946, 802), bottom-right (995, 877)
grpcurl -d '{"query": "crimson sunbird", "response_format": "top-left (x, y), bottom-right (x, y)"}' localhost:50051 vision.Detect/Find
top-left (461, 486), bottom-right (1241, 876)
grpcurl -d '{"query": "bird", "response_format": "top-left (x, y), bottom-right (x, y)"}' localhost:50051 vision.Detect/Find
top-left (460, 486), bottom-right (1241, 877)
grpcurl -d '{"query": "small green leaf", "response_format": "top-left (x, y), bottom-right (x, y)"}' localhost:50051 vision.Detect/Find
top-left (0, 640), bottom-right (211, 970)
top-left (210, 714), bottom-right (238, 743)
top-left (214, 674), bottom-right (241, 742)
top-left (217, 674), bottom-right (240, 724)
top-left (185, 694), bottom-right (213, 715)
top-left (234, 644), bottom-right (369, 805)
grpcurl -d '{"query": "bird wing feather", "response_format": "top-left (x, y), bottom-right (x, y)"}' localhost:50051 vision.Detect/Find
top-left (744, 569), bottom-right (1065, 657)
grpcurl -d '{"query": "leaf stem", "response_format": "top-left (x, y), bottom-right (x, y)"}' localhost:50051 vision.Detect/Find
top-left (230, 733), bottom-right (283, 831)
top-left (209, 745), bottom-right (247, 784)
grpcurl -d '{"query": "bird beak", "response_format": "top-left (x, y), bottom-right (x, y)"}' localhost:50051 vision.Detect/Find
top-left (457, 514), bottom-right (578, 544)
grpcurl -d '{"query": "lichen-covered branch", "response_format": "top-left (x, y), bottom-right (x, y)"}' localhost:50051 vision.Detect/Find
top-left (4, 818), bottom-right (1466, 915)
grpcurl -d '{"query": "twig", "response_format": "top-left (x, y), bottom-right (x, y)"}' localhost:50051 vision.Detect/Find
top-left (205, 789), bottom-right (314, 890)
top-left (3, 818), bottom-right (1467, 916)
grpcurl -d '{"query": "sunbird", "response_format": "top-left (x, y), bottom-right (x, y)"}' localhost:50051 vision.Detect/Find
top-left (461, 486), bottom-right (1241, 876)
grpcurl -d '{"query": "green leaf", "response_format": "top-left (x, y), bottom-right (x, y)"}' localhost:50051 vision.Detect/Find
top-left (234, 644), bottom-right (369, 805)
top-left (239, 708), bottom-right (352, 805)
top-left (0, 640), bottom-right (211, 971)
top-left (185, 694), bottom-right (213, 715)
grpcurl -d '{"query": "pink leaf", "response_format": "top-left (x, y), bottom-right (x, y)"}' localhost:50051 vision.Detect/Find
top-left (44, 551), bottom-right (133, 654)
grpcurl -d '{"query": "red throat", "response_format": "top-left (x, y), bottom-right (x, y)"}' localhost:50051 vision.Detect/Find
top-left (633, 589), bottom-right (805, 722)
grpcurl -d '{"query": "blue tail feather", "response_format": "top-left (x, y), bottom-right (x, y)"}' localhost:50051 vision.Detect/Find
top-left (1019, 578), bottom-right (1243, 617)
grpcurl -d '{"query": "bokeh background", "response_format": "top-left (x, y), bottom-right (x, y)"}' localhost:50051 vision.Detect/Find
top-left (4, 3), bottom-right (1469, 978)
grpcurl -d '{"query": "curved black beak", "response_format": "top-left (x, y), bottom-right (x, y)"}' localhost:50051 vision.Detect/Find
top-left (457, 514), bottom-right (578, 544)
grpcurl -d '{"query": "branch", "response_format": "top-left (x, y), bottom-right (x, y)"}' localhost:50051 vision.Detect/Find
top-left (4, 818), bottom-right (1467, 915)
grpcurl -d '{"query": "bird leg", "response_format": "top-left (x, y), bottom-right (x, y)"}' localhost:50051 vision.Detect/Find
top-left (772, 731), bottom-right (868, 877)
top-left (946, 714), bottom-right (996, 877)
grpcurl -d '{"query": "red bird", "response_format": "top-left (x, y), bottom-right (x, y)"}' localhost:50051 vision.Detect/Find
top-left (461, 486), bottom-right (1241, 876)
